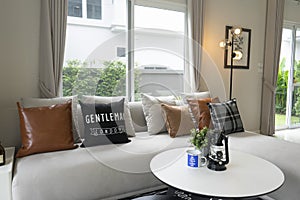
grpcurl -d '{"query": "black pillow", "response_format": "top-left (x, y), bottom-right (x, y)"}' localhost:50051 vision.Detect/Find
top-left (207, 98), bottom-right (244, 135)
top-left (79, 98), bottom-right (130, 147)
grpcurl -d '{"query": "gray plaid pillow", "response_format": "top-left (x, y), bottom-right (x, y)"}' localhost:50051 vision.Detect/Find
top-left (208, 98), bottom-right (244, 134)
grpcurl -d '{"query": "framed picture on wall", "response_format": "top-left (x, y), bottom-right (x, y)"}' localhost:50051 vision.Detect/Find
top-left (224, 26), bottom-right (251, 69)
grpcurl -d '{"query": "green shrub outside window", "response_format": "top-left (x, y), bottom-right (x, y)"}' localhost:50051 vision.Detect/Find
top-left (63, 60), bottom-right (140, 99)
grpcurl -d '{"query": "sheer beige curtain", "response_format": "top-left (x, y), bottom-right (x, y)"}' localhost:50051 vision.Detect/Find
top-left (184, 0), bottom-right (203, 93)
top-left (39, 0), bottom-right (68, 97)
top-left (260, 0), bottom-right (285, 136)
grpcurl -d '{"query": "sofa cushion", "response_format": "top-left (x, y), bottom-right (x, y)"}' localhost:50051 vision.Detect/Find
top-left (208, 98), bottom-right (244, 134)
top-left (21, 96), bottom-right (81, 143)
top-left (141, 94), bottom-right (176, 135)
top-left (81, 96), bottom-right (135, 137)
top-left (79, 99), bottom-right (130, 147)
top-left (16, 101), bottom-right (76, 158)
top-left (181, 91), bottom-right (210, 103)
top-left (187, 97), bottom-right (219, 130)
top-left (128, 101), bottom-right (147, 132)
top-left (161, 103), bottom-right (195, 138)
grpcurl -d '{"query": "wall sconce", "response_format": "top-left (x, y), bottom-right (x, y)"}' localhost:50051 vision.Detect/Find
top-left (220, 26), bottom-right (251, 99)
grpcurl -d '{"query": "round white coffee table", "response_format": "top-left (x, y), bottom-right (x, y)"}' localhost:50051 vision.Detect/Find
top-left (150, 148), bottom-right (284, 199)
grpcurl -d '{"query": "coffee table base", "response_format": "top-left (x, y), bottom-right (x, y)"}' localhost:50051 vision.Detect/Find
top-left (166, 187), bottom-right (273, 200)
top-left (133, 195), bottom-right (271, 200)
top-left (131, 187), bottom-right (275, 200)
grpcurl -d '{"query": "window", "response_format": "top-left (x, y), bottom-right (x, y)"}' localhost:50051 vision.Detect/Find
top-left (68, 0), bottom-right (102, 20)
top-left (117, 47), bottom-right (126, 58)
top-left (276, 25), bottom-right (300, 129)
top-left (68, 0), bottom-right (82, 18)
top-left (87, 0), bottom-right (102, 19)
top-left (63, 0), bottom-right (186, 100)
top-left (133, 5), bottom-right (185, 98)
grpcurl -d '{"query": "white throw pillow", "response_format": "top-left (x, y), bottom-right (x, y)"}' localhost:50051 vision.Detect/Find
top-left (21, 96), bottom-right (81, 144)
top-left (141, 93), bottom-right (176, 135)
top-left (81, 96), bottom-right (136, 137)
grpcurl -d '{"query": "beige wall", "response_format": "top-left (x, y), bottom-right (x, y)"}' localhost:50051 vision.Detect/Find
top-left (0, 0), bottom-right (268, 147)
top-left (202, 0), bottom-right (267, 132)
top-left (0, 0), bottom-right (40, 147)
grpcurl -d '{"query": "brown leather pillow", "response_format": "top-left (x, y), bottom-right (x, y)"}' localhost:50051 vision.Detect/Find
top-left (161, 104), bottom-right (195, 138)
top-left (187, 97), bottom-right (219, 130)
top-left (16, 101), bottom-right (76, 158)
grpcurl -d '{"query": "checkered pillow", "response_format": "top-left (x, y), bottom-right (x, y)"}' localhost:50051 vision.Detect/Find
top-left (208, 98), bottom-right (244, 134)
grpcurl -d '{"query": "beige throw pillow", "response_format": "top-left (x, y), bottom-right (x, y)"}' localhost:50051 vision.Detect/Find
top-left (161, 103), bottom-right (195, 138)
top-left (141, 94), bottom-right (176, 134)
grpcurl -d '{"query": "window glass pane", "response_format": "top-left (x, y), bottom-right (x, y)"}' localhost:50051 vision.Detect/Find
top-left (276, 28), bottom-right (292, 129)
top-left (134, 5), bottom-right (185, 99)
top-left (291, 28), bottom-right (300, 127)
top-left (63, 2), bottom-right (186, 99)
top-left (87, 0), bottom-right (102, 20)
top-left (135, 5), bottom-right (184, 32)
top-left (64, 0), bottom-right (126, 97)
top-left (68, 0), bottom-right (82, 18)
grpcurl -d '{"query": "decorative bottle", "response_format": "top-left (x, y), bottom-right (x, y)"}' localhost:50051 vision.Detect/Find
top-left (0, 141), bottom-right (5, 166)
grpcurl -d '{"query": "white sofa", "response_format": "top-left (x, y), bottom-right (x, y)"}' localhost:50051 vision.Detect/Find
top-left (12, 102), bottom-right (300, 200)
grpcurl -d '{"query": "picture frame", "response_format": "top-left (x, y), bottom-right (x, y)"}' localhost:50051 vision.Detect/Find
top-left (224, 26), bottom-right (251, 69)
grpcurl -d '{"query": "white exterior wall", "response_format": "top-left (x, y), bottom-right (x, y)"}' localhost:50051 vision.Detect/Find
top-left (65, 25), bottom-right (119, 63)
top-left (65, 0), bottom-right (123, 63)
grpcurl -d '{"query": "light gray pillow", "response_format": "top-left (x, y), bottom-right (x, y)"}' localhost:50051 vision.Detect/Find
top-left (181, 91), bottom-right (211, 103)
top-left (21, 96), bottom-right (82, 144)
top-left (128, 102), bottom-right (147, 132)
top-left (141, 93), bottom-right (176, 135)
top-left (81, 96), bottom-right (136, 137)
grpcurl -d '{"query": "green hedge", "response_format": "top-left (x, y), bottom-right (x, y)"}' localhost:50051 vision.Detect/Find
top-left (275, 58), bottom-right (288, 114)
top-left (63, 60), bottom-right (140, 98)
top-left (275, 58), bottom-right (300, 117)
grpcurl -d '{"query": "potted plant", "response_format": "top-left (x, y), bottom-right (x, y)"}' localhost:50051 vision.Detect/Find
top-left (190, 127), bottom-right (209, 154)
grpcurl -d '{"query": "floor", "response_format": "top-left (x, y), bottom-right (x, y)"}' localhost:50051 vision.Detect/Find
top-left (274, 128), bottom-right (300, 144)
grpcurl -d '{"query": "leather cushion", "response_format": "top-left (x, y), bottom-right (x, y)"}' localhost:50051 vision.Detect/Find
top-left (21, 96), bottom-right (81, 143)
top-left (187, 97), bottom-right (219, 130)
top-left (16, 101), bottom-right (76, 158)
top-left (161, 104), bottom-right (195, 138)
